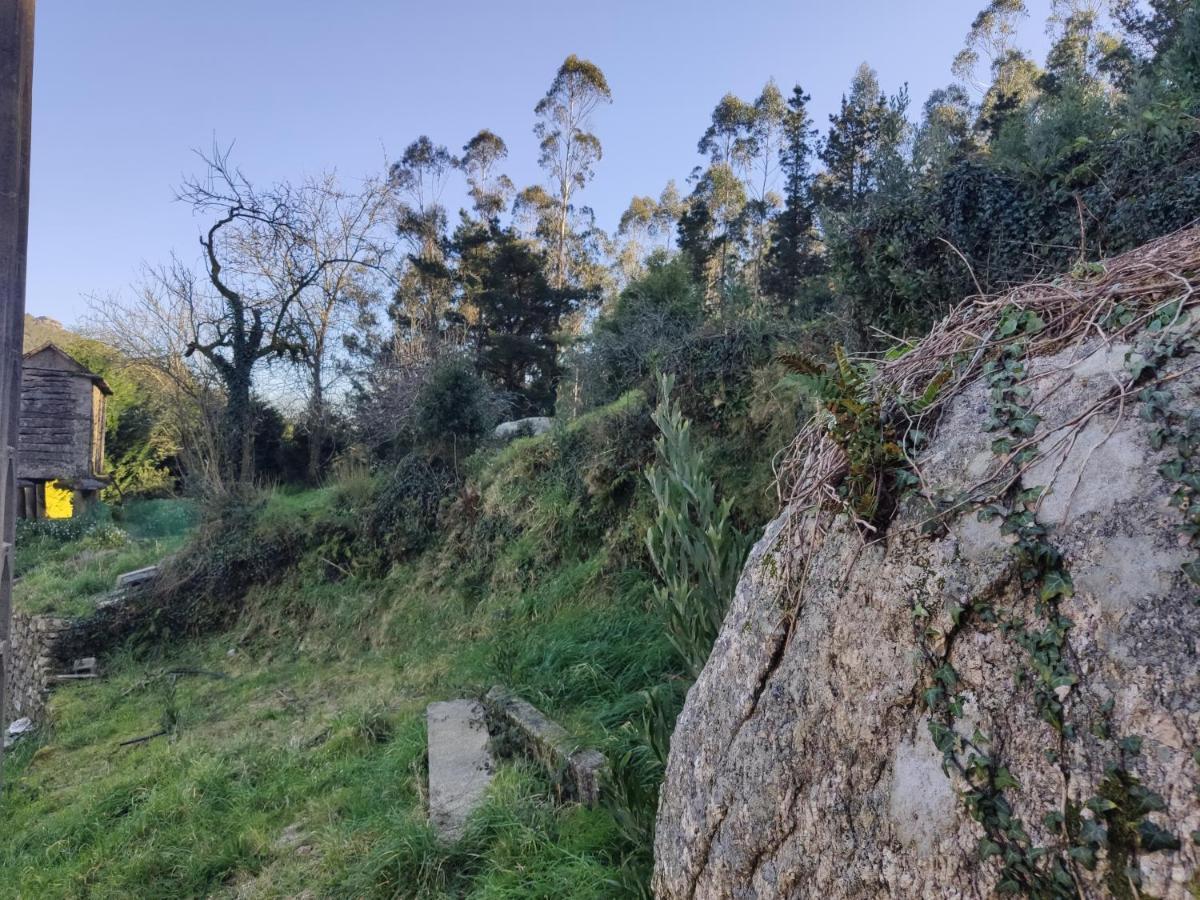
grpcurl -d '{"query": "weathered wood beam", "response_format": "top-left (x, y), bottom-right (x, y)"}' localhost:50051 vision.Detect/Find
top-left (0, 0), bottom-right (35, 777)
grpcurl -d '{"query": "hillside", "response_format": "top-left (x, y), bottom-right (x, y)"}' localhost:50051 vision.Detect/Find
top-left (0, 393), bottom-right (735, 897)
top-left (22, 314), bottom-right (80, 353)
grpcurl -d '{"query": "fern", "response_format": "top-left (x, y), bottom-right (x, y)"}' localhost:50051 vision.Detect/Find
top-left (779, 346), bottom-right (911, 529)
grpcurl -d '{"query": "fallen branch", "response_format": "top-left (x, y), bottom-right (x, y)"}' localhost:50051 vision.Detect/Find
top-left (118, 730), bottom-right (167, 747)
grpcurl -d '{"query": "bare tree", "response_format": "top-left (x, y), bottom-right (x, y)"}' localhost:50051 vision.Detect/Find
top-left (170, 146), bottom-right (388, 482)
top-left (88, 272), bottom-right (230, 493)
top-left (247, 172), bottom-right (394, 481)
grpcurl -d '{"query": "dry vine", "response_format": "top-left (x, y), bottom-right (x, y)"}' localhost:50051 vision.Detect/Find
top-left (777, 224), bottom-right (1200, 536)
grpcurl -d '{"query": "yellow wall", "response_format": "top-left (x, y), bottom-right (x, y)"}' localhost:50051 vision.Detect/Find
top-left (45, 480), bottom-right (74, 518)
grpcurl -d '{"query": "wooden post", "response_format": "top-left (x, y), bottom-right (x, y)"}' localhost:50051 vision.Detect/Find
top-left (0, 0), bottom-right (35, 772)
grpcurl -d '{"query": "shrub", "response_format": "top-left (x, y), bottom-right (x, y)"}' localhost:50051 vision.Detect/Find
top-left (411, 355), bottom-right (504, 462)
top-left (360, 455), bottom-right (456, 562)
top-left (645, 373), bottom-right (752, 678)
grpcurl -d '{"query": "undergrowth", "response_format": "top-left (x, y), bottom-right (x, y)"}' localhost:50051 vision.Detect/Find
top-left (1, 387), bottom-right (782, 897)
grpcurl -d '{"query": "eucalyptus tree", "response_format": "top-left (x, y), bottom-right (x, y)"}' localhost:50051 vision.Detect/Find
top-left (912, 84), bottom-right (977, 173)
top-left (614, 182), bottom-right (684, 287)
top-left (456, 129), bottom-right (514, 223)
top-left (616, 194), bottom-right (660, 284)
top-left (1114, 0), bottom-right (1194, 57)
top-left (692, 92), bottom-right (758, 304)
top-left (1043, 0), bottom-right (1126, 91)
top-left (533, 55), bottom-right (612, 289)
top-left (654, 181), bottom-right (684, 249)
top-left (389, 136), bottom-right (455, 350)
top-left (747, 80), bottom-right (788, 293)
top-left (953, 1), bottom-right (1043, 136)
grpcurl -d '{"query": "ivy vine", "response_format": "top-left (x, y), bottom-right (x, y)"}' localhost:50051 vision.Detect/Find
top-left (911, 305), bottom-right (1188, 896)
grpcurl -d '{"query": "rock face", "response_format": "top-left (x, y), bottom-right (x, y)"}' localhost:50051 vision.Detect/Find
top-left (493, 416), bottom-right (552, 441)
top-left (654, 341), bottom-right (1200, 898)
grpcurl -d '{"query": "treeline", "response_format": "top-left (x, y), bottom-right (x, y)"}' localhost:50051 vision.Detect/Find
top-left (92, 0), bottom-right (1200, 491)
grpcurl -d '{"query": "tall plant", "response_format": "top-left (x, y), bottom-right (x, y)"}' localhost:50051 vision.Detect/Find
top-left (646, 373), bottom-right (751, 678)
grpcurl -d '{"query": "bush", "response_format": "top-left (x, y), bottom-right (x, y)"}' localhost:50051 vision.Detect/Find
top-left (412, 355), bottom-right (505, 462)
top-left (645, 373), bottom-right (752, 678)
top-left (361, 455), bottom-right (456, 563)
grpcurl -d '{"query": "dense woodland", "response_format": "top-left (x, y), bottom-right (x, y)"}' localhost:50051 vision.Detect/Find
top-left (73, 0), bottom-right (1200, 498)
top-left (5, 1), bottom-right (1200, 896)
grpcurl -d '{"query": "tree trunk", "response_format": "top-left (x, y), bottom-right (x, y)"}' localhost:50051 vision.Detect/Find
top-left (225, 366), bottom-right (254, 484)
top-left (306, 364), bottom-right (324, 484)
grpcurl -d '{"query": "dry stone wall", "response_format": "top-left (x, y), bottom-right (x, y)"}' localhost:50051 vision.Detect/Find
top-left (5, 610), bottom-right (68, 723)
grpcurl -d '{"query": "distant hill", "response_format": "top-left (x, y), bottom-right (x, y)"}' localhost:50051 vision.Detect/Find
top-left (23, 314), bottom-right (83, 353)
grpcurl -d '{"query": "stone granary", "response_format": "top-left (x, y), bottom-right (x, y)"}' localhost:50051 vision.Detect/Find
top-left (17, 343), bottom-right (111, 518)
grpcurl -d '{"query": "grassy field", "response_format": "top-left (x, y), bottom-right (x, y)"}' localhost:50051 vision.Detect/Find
top-left (13, 499), bottom-right (198, 617)
top-left (0, 396), bottom-right (734, 897)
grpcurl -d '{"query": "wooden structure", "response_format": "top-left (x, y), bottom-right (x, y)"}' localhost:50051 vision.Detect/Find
top-left (17, 343), bottom-right (109, 518)
top-left (2, 0), bottom-right (37, 773)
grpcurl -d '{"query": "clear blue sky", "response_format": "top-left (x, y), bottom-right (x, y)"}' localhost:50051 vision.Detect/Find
top-left (27, 0), bottom-right (1053, 324)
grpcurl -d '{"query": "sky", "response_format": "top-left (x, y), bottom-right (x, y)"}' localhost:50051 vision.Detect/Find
top-left (26, 1), bottom-right (1054, 325)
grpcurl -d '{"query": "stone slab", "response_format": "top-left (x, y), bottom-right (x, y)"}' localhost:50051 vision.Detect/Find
top-left (483, 686), bottom-right (608, 806)
top-left (426, 699), bottom-right (494, 841)
top-left (115, 565), bottom-right (158, 588)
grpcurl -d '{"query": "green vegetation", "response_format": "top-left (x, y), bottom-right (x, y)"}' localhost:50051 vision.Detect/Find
top-left (1, 385), bottom-right (779, 896)
top-left (646, 374), bottom-right (751, 679)
top-left (9, 2), bottom-right (1200, 895)
top-left (13, 499), bottom-right (196, 617)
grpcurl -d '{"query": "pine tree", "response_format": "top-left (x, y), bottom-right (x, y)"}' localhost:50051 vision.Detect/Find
top-left (762, 85), bottom-right (822, 306)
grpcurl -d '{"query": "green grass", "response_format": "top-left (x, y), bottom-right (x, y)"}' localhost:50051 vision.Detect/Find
top-left (0, 391), bottom-right (772, 896)
top-left (0, 559), bottom-right (654, 898)
top-left (12, 499), bottom-right (196, 617)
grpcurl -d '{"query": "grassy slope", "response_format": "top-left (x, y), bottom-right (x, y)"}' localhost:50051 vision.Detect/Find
top-left (14, 500), bottom-right (198, 617)
top-left (0, 393), bottom-right (740, 898)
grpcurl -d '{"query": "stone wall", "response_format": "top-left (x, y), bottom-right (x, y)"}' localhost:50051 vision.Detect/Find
top-left (5, 610), bottom-right (68, 723)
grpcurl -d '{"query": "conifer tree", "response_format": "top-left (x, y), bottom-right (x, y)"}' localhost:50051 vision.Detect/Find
top-left (762, 85), bottom-right (822, 306)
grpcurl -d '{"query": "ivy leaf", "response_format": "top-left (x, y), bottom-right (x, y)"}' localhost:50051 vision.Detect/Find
top-left (1068, 845), bottom-right (1097, 868)
top-left (1160, 459), bottom-right (1185, 481)
top-left (946, 600), bottom-right (964, 626)
top-left (1041, 570), bottom-right (1074, 601)
top-left (1126, 352), bottom-right (1154, 381)
top-left (1129, 784), bottom-right (1167, 814)
top-left (1119, 735), bottom-right (1143, 755)
top-left (1138, 820), bottom-right (1181, 853)
top-left (978, 838), bottom-right (1003, 860)
top-left (994, 767), bottom-right (1021, 790)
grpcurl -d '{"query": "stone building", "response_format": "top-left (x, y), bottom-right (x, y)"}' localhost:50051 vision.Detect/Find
top-left (17, 343), bottom-right (111, 518)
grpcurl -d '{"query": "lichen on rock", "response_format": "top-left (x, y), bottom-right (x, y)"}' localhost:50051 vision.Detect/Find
top-left (654, 238), bottom-right (1200, 898)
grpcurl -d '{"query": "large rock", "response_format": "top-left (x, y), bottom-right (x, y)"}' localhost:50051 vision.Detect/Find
top-left (654, 341), bottom-right (1200, 898)
top-left (493, 416), bottom-right (552, 441)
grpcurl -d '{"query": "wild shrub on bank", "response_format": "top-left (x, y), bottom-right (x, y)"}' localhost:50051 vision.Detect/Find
top-left (439, 390), bottom-right (656, 598)
top-left (411, 355), bottom-right (506, 463)
top-left (646, 373), bottom-right (752, 678)
top-left (360, 455), bottom-right (456, 563)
